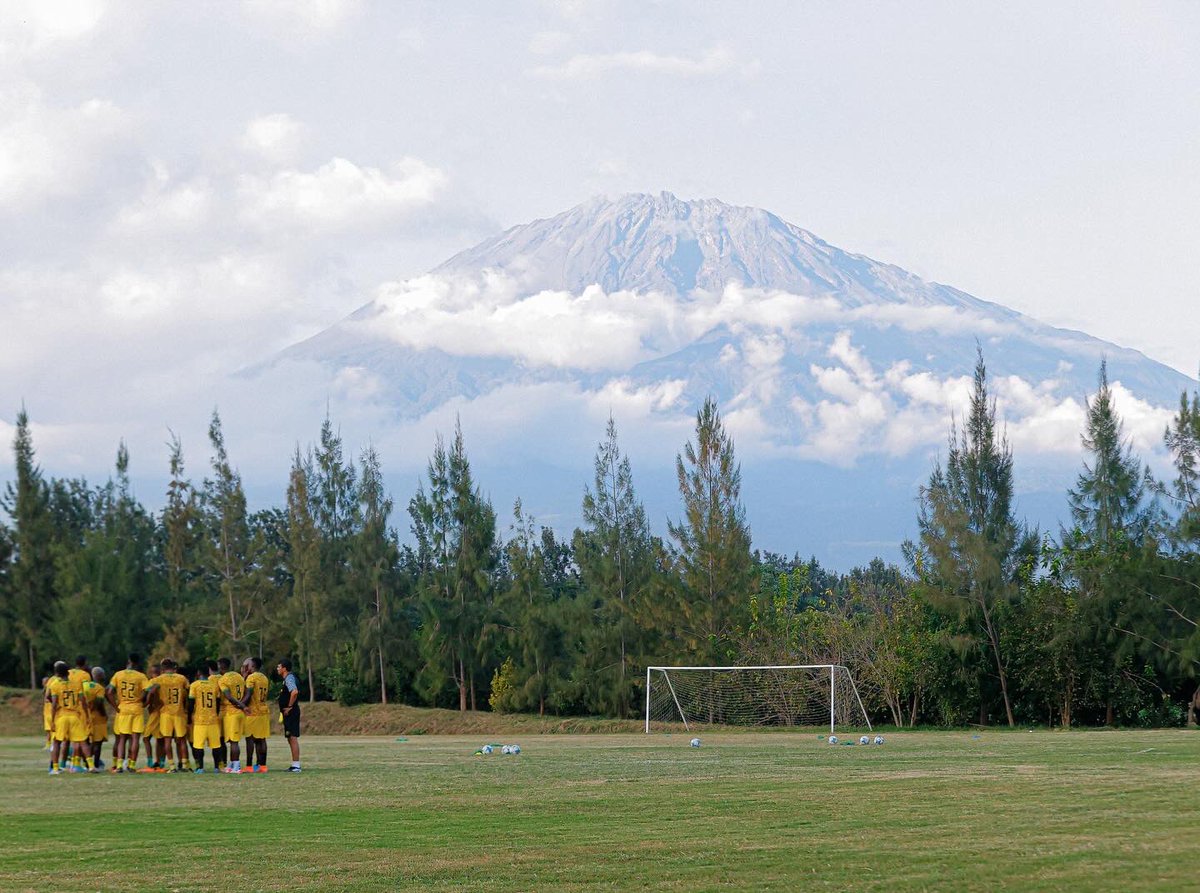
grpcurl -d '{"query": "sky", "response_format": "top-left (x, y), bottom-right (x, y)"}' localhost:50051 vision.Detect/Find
top-left (1, 0), bottom-right (1198, 526)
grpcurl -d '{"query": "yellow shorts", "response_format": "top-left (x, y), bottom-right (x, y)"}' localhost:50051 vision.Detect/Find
top-left (222, 711), bottom-right (245, 742)
top-left (114, 712), bottom-right (146, 736)
top-left (43, 705), bottom-right (53, 732)
top-left (192, 723), bottom-right (221, 750)
top-left (54, 713), bottom-right (88, 743)
top-left (245, 713), bottom-right (269, 739)
top-left (145, 712), bottom-right (160, 737)
top-left (90, 715), bottom-right (108, 742)
top-left (159, 712), bottom-right (188, 739)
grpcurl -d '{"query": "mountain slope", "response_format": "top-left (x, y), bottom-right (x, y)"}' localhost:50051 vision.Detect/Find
top-left (262, 193), bottom-right (1194, 565)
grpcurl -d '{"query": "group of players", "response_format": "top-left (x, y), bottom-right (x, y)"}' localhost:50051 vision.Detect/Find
top-left (42, 652), bottom-right (301, 775)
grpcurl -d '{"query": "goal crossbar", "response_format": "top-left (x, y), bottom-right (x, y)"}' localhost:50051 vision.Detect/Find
top-left (644, 664), bottom-right (871, 734)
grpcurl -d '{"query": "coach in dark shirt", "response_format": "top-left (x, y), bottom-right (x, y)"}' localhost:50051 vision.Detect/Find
top-left (276, 658), bottom-right (302, 773)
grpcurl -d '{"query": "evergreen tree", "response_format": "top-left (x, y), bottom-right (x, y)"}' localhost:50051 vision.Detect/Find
top-left (1068, 361), bottom-right (1153, 547)
top-left (668, 397), bottom-right (753, 664)
top-left (54, 443), bottom-right (161, 663)
top-left (1061, 361), bottom-right (1155, 724)
top-left (908, 349), bottom-right (1036, 727)
top-left (410, 420), bottom-right (496, 711)
top-left (309, 416), bottom-right (360, 680)
top-left (201, 410), bottom-right (269, 657)
top-left (285, 449), bottom-right (322, 701)
top-left (1163, 387), bottom-right (1200, 541)
top-left (573, 416), bottom-right (654, 716)
top-left (492, 501), bottom-right (571, 715)
top-left (2, 408), bottom-right (57, 688)
top-left (353, 445), bottom-right (400, 704)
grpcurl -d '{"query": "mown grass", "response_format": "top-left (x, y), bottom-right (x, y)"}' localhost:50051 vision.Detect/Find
top-left (1, 729), bottom-right (1197, 891)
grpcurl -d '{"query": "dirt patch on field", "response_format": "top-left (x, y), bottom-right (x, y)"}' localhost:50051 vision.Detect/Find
top-left (0, 685), bottom-right (644, 737)
top-left (0, 687), bottom-right (42, 735)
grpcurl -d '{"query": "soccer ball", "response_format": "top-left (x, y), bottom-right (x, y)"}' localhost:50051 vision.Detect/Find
top-left (481, 744), bottom-right (493, 755)
top-left (859, 736), bottom-right (870, 745)
top-left (828, 735), bottom-right (838, 745)
top-left (689, 737), bottom-right (701, 748)
top-left (501, 745), bottom-right (512, 755)
top-left (510, 744), bottom-right (521, 755)
top-left (873, 735), bottom-right (884, 745)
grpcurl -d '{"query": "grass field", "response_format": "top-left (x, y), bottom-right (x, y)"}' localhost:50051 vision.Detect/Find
top-left (1, 729), bottom-right (1197, 891)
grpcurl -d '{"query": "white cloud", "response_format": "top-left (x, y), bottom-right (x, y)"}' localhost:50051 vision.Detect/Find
top-left (0, 84), bottom-right (127, 210)
top-left (240, 113), bottom-right (305, 164)
top-left (237, 156), bottom-right (446, 233)
top-left (244, 0), bottom-right (361, 34)
top-left (0, 0), bottom-right (107, 61)
top-left (111, 162), bottom-right (212, 233)
top-left (528, 30), bottom-right (572, 56)
top-left (530, 45), bottom-right (738, 79)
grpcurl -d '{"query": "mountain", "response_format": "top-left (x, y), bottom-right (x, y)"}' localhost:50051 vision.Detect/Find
top-left (264, 192), bottom-right (1194, 567)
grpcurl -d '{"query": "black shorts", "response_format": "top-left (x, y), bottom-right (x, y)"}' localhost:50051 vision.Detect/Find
top-left (283, 707), bottom-right (301, 738)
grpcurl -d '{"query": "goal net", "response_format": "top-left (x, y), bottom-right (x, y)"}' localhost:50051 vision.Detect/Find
top-left (644, 665), bottom-right (871, 733)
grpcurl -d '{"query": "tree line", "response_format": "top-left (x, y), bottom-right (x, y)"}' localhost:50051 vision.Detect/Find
top-left (1, 351), bottom-right (1198, 727)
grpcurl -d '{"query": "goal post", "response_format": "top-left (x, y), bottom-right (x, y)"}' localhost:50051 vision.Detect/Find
top-left (644, 664), bottom-right (872, 734)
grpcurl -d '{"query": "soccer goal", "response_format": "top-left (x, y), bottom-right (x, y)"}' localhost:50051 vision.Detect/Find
top-left (644, 665), bottom-right (872, 733)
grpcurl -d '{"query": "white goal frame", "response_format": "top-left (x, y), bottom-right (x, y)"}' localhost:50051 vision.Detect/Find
top-left (644, 664), bottom-right (872, 734)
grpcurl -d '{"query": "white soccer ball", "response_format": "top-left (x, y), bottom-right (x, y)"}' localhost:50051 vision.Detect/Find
top-left (510, 744), bottom-right (520, 755)
top-left (481, 744), bottom-right (493, 754)
top-left (873, 735), bottom-right (884, 745)
top-left (501, 745), bottom-right (512, 755)
top-left (689, 737), bottom-right (701, 748)
top-left (859, 736), bottom-right (870, 745)
top-left (828, 735), bottom-right (838, 745)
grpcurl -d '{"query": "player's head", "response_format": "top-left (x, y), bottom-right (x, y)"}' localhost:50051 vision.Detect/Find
top-left (206, 659), bottom-right (219, 677)
top-left (40, 675), bottom-right (49, 687)
top-left (276, 658), bottom-right (292, 677)
top-left (149, 663), bottom-right (161, 677)
top-left (91, 666), bottom-right (106, 683)
top-left (54, 660), bottom-right (69, 678)
top-left (74, 655), bottom-right (88, 670)
top-left (217, 657), bottom-right (231, 673)
top-left (248, 656), bottom-right (261, 672)
top-left (160, 658), bottom-right (175, 672)
top-left (127, 652), bottom-right (142, 669)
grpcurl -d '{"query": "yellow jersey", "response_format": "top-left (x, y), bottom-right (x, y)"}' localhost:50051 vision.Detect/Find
top-left (145, 676), bottom-right (162, 714)
top-left (82, 680), bottom-right (106, 715)
top-left (68, 667), bottom-right (90, 685)
top-left (48, 676), bottom-right (85, 716)
top-left (155, 672), bottom-right (189, 715)
top-left (244, 671), bottom-right (271, 716)
top-left (188, 678), bottom-right (221, 724)
top-left (110, 669), bottom-right (149, 715)
top-left (219, 671), bottom-right (246, 709)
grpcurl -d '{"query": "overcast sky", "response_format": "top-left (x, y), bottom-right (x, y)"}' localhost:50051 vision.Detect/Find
top-left (2, 0), bottom-right (1197, 492)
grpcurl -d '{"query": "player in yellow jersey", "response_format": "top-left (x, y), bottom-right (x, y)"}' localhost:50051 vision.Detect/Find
top-left (69, 655), bottom-right (91, 686)
top-left (41, 675), bottom-right (53, 750)
top-left (145, 658), bottom-right (190, 772)
top-left (242, 657), bottom-right (271, 772)
top-left (188, 662), bottom-right (223, 773)
top-left (83, 667), bottom-right (109, 770)
top-left (216, 657), bottom-right (247, 773)
top-left (107, 654), bottom-right (150, 773)
top-left (141, 662), bottom-right (162, 770)
top-left (47, 661), bottom-right (96, 773)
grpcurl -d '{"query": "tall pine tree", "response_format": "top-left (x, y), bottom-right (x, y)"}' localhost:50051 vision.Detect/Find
top-left (668, 397), bottom-right (753, 664)
top-left (573, 415), bottom-right (655, 716)
top-left (909, 349), bottom-right (1036, 727)
top-left (410, 420), bottom-right (496, 711)
top-left (2, 408), bottom-right (57, 688)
